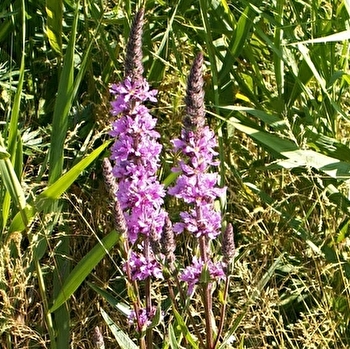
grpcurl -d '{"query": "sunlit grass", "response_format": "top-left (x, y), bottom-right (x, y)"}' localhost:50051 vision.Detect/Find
top-left (0, 0), bottom-right (350, 348)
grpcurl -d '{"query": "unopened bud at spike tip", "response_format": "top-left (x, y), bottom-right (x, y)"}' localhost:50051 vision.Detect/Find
top-left (184, 52), bottom-right (206, 131)
top-left (102, 158), bottom-right (118, 200)
top-left (222, 223), bottom-right (235, 264)
top-left (160, 216), bottom-right (176, 264)
top-left (124, 7), bottom-right (145, 81)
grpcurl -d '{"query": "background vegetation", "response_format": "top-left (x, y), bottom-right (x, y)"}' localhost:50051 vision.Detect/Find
top-left (1, 0), bottom-right (350, 348)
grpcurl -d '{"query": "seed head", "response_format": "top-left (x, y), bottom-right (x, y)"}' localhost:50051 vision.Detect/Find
top-left (93, 326), bottom-right (105, 349)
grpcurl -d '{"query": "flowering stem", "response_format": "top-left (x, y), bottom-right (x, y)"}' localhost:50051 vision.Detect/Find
top-left (198, 208), bottom-right (208, 262)
top-left (122, 241), bottom-right (143, 333)
top-left (171, 270), bottom-right (206, 349)
top-left (202, 282), bottom-right (213, 349)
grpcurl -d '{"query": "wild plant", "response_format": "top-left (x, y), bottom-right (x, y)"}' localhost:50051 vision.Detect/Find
top-left (103, 7), bottom-right (234, 349)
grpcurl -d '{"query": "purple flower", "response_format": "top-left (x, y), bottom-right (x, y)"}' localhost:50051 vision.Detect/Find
top-left (173, 204), bottom-right (222, 239)
top-left (172, 128), bottom-right (219, 169)
top-left (168, 172), bottom-right (225, 204)
top-left (180, 257), bottom-right (226, 295)
top-left (125, 251), bottom-right (163, 281)
top-left (126, 205), bottom-right (167, 244)
top-left (110, 78), bottom-right (157, 115)
top-left (128, 306), bottom-right (157, 331)
top-left (109, 76), bottom-right (166, 244)
top-left (169, 126), bottom-right (226, 239)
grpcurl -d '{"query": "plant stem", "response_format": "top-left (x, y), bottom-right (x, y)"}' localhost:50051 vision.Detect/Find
top-left (199, 233), bottom-right (214, 349)
top-left (144, 237), bottom-right (153, 348)
top-left (213, 275), bottom-right (231, 348)
top-left (202, 282), bottom-right (213, 349)
top-left (168, 267), bottom-right (205, 349)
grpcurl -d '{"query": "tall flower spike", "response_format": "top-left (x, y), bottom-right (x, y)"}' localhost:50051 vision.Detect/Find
top-left (124, 8), bottom-right (145, 82)
top-left (109, 8), bottom-right (166, 276)
top-left (169, 52), bottom-right (226, 296)
top-left (183, 52), bottom-right (206, 132)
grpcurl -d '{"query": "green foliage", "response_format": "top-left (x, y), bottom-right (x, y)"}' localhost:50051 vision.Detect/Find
top-left (1, 0), bottom-right (350, 348)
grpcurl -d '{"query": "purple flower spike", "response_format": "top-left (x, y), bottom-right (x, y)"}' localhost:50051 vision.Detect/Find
top-left (109, 8), bottom-right (167, 293)
top-left (108, 9), bottom-right (168, 338)
top-left (169, 53), bottom-right (227, 294)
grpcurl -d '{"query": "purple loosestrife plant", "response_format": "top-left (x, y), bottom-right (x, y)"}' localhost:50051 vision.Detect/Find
top-left (169, 52), bottom-right (227, 349)
top-left (108, 8), bottom-right (166, 345)
top-left (169, 52), bottom-right (226, 289)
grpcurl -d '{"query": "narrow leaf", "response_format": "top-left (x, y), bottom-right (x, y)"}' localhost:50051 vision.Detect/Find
top-left (36, 140), bottom-right (111, 210)
top-left (87, 282), bottom-right (130, 318)
top-left (100, 308), bottom-right (138, 349)
top-left (48, 5), bottom-right (78, 184)
top-left (172, 307), bottom-right (199, 349)
top-left (169, 323), bottom-right (181, 349)
top-left (45, 0), bottom-right (63, 55)
top-left (50, 230), bottom-right (120, 312)
top-left (288, 30), bottom-right (350, 45)
top-left (0, 157), bottom-right (26, 210)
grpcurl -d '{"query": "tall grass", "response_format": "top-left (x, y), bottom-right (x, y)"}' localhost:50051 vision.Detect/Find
top-left (0, 0), bottom-right (350, 348)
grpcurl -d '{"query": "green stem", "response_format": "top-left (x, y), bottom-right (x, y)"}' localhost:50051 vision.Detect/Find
top-left (35, 258), bottom-right (57, 349)
top-left (213, 275), bottom-right (231, 348)
top-left (144, 237), bottom-right (153, 348)
top-left (199, 231), bottom-right (214, 349)
top-left (168, 265), bottom-right (205, 348)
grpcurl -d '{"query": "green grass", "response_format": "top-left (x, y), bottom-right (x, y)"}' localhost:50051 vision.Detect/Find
top-left (1, 0), bottom-right (350, 348)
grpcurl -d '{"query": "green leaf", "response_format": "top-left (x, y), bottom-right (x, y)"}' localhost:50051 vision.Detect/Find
top-left (6, 205), bottom-right (35, 238)
top-left (219, 4), bottom-right (258, 81)
top-left (172, 307), bottom-right (199, 349)
top-left (48, 5), bottom-right (78, 185)
top-left (5, 141), bottom-right (110, 240)
top-left (169, 323), bottom-right (181, 349)
top-left (7, 0), bottom-right (25, 163)
top-left (288, 30), bottom-right (350, 45)
top-left (87, 282), bottom-right (130, 318)
top-left (45, 0), bottom-right (63, 55)
top-left (0, 157), bottom-right (26, 209)
top-left (225, 118), bottom-right (350, 180)
top-left (0, 146), bottom-right (10, 159)
top-left (36, 140), bottom-right (111, 210)
top-left (100, 307), bottom-right (138, 349)
top-left (50, 230), bottom-right (120, 312)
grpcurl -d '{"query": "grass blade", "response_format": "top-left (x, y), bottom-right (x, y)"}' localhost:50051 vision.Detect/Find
top-left (7, 0), bottom-right (25, 162)
top-left (219, 253), bottom-right (285, 349)
top-left (36, 140), bottom-right (111, 209)
top-left (48, 5), bottom-right (78, 184)
top-left (173, 307), bottom-right (199, 349)
top-left (45, 0), bottom-right (63, 55)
